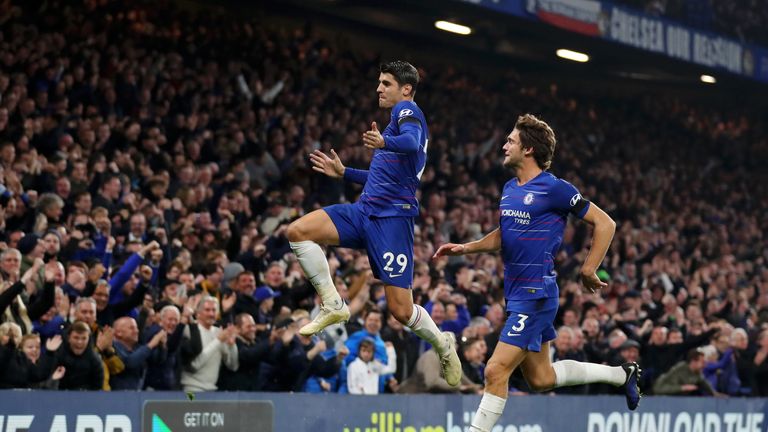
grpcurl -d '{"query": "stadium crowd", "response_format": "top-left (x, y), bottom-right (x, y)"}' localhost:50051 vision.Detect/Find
top-left (0, 0), bottom-right (767, 397)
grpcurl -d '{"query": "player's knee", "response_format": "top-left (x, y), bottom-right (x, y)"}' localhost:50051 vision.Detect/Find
top-left (390, 304), bottom-right (411, 325)
top-left (286, 220), bottom-right (305, 242)
top-left (484, 361), bottom-right (511, 386)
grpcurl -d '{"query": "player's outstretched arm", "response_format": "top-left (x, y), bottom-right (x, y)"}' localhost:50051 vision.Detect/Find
top-left (309, 149), bottom-right (345, 178)
top-left (432, 228), bottom-right (501, 259)
top-left (579, 202), bottom-right (616, 293)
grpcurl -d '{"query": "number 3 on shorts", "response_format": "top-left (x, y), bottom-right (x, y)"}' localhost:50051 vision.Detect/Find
top-left (511, 313), bottom-right (529, 332)
top-left (382, 252), bottom-right (408, 274)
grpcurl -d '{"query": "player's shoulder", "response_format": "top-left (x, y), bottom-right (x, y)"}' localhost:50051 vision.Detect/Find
top-left (392, 100), bottom-right (421, 119)
top-left (541, 171), bottom-right (576, 190)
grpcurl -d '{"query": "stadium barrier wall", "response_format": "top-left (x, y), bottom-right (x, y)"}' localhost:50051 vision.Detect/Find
top-left (1, 390), bottom-right (767, 432)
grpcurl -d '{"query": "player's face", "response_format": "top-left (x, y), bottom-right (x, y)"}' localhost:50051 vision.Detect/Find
top-left (502, 129), bottom-right (525, 168)
top-left (377, 73), bottom-right (407, 108)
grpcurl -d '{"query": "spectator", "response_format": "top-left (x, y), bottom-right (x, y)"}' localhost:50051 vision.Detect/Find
top-left (290, 316), bottom-right (346, 392)
top-left (252, 286), bottom-right (280, 330)
top-left (110, 317), bottom-right (167, 390)
top-left (222, 262), bottom-right (245, 292)
top-left (180, 297), bottom-right (238, 392)
top-left (218, 313), bottom-right (271, 391)
top-left (231, 271), bottom-right (260, 319)
top-left (730, 328), bottom-right (753, 396)
top-left (640, 324), bottom-right (715, 389)
top-left (347, 338), bottom-right (397, 395)
top-left (708, 332), bottom-right (741, 395)
top-left (18, 333), bottom-right (67, 389)
top-left (56, 321), bottom-right (104, 390)
top-left (92, 176), bottom-right (121, 216)
top-left (653, 348), bottom-right (715, 396)
top-left (460, 337), bottom-right (487, 386)
top-left (1, 258), bottom-right (55, 335)
top-left (344, 306), bottom-right (389, 368)
top-left (256, 317), bottom-right (298, 391)
top-left (33, 194), bottom-right (64, 235)
top-left (265, 261), bottom-right (314, 313)
top-left (0, 333), bottom-right (61, 388)
top-left (144, 305), bottom-right (186, 390)
top-left (70, 296), bottom-right (125, 390)
top-left (92, 274), bottom-right (148, 327)
top-left (127, 214), bottom-right (148, 243)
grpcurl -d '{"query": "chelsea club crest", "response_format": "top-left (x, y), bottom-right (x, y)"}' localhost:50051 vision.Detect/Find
top-left (523, 193), bottom-right (534, 205)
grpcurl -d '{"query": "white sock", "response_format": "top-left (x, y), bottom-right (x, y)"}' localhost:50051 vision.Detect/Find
top-left (406, 304), bottom-right (448, 354)
top-left (289, 241), bottom-right (342, 309)
top-left (470, 393), bottom-right (507, 432)
top-left (552, 360), bottom-right (626, 387)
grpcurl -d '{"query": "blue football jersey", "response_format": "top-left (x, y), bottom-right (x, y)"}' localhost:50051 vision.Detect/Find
top-left (499, 171), bottom-right (590, 302)
top-left (358, 100), bottom-right (429, 217)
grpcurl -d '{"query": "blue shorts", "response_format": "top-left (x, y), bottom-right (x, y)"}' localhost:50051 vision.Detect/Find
top-left (499, 297), bottom-right (559, 352)
top-left (324, 203), bottom-right (414, 288)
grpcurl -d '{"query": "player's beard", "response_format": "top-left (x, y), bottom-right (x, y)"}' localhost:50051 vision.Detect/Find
top-left (503, 154), bottom-right (521, 169)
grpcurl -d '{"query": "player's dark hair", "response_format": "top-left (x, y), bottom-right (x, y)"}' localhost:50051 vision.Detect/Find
top-left (380, 61), bottom-right (419, 96)
top-left (514, 114), bottom-right (556, 170)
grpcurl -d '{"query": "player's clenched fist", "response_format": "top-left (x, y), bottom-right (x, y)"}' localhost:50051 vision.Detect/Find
top-left (362, 121), bottom-right (385, 149)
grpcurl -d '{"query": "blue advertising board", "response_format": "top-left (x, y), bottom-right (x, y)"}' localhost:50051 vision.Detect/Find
top-left (0, 391), bottom-right (767, 432)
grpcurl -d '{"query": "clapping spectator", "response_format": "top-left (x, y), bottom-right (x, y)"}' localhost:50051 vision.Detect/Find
top-left (144, 305), bottom-right (186, 390)
top-left (0, 333), bottom-right (61, 388)
top-left (109, 317), bottom-right (166, 390)
top-left (180, 296), bottom-right (238, 392)
top-left (218, 313), bottom-right (271, 391)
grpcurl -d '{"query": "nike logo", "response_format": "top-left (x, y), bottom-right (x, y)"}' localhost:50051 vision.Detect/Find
top-left (389, 273), bottom-right (403, 278)
top-left (506, 332), bottom-right (521, 337)
top-left (501, 195), bottom-right (510, 200)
